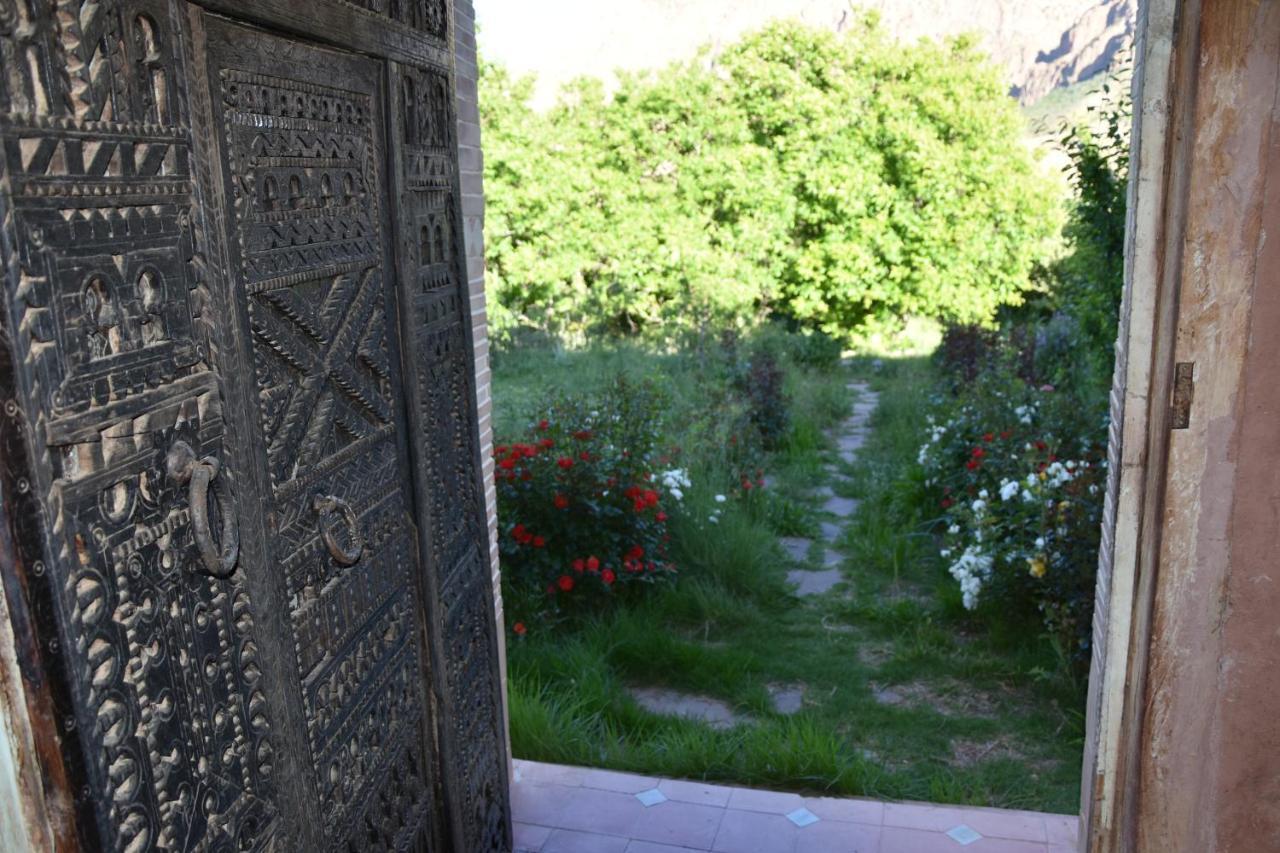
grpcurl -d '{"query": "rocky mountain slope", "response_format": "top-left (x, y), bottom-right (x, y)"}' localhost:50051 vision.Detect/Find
top-left (477, 0), bottom-right (1136, 107)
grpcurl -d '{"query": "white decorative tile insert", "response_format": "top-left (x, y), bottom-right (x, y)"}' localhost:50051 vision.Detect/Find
top-left (786, 808), bottom-right (820, 828)
top-left (636, 788), bottom-right (669, 807)
top-left (946, 824), bottom-right (983, 845)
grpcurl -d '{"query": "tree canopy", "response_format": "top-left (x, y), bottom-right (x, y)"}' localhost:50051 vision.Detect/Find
top-left (480, 18), bottom-right (1060, 341)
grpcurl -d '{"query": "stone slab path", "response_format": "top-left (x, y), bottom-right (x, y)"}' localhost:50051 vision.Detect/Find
top-left (512, 758), bottom-right (1079, 853)
top-left (784, 380), bottom-right (879, 599)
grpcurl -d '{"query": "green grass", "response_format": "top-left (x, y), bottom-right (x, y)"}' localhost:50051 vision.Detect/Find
top-left (495, 342), bottom-right (1084, 814)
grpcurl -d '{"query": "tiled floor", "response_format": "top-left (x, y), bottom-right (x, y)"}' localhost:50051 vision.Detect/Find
top-left (511, 760), bottom-right (1078, 853)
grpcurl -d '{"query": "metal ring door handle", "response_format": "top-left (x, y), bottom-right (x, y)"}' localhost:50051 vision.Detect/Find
top-left (313, 493), bottom-right (363, 566)
top-left (167, 441), bottom-right (240, 578)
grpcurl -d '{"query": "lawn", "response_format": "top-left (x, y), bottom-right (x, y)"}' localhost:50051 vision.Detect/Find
top-left (490, 338), bottom-right (1085, 815)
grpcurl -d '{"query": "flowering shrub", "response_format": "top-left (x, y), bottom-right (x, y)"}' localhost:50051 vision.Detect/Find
top-left (918, 368), bottom-right (1107, 663)
top-left (496, 378), bottom-right (679, 627)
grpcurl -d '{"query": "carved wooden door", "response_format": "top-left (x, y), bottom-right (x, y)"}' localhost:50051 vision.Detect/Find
top-left (0, 2), bottom-right (511, 852)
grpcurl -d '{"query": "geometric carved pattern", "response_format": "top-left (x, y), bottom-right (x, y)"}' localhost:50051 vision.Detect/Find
top-left (0, 2), bottom-right (279, 851)
top-left (0, 2), bottom-right (509, 851)
top-left (396, 61), bottom-right (511, 852)
top-left (213, 33), bottom-right (437, 850)
top-left (342, 0), bottom-right (450, 40)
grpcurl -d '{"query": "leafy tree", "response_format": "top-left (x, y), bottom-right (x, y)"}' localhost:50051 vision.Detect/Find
top-left (480, 18), bottom-right (1060, 341)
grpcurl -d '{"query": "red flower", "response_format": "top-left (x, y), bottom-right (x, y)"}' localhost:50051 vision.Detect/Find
top-left (511, 524), bottom-right (526, 539)
top-left (601, 569), bottom-right (616, 585)
top-left (538, 419), bottom-right (550, 430)
top-left (1000, 431), bottom-right (1012, 440)
top-left (965, 459), bottom-right (980, 471)
top-left (573, 430), bottom-right (593, 440)
top-left (533, 536), bottom-right (546, 548)
top-left (579, 450), bottom-right (591, 461)
top-left (971, 447), bottom-right (986, 459)
top-left (983, 432), bottom-right (994, 443)
top-left (656, 511), bottom-right (668, 523)
top-left (941, 498), bottom-right (954, 509)
top-left (557, 575), bottom-right (574, 592)
top-left (586, 556), bottom-right (600, 572)
top-left (521, 471), bottom-right (532, 481)
top-left (557, 457), bottom-right (574, 470)
top-left (741, 479), bottom-right (753, 491)
top-left (499, 457), bottom-right (516, 471)
top-left (643, 490), bottom-right (659, 507)
top-left (554, 494), bottom-right (569, 509)
top-left (627, 545), bottom-right (645, 561)
top-left (513, 622), bottom-right (527, 636)
top-left (1035, 441), bottom-right (1048, 452)
top-left (573, 559), bottom-right (585, 573)
top-left (495, 445), bottom-right (508, 456)
top-left (540, 438), bottom-right (555, 450)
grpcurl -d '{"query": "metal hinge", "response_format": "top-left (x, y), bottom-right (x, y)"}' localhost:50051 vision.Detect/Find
top-left (1171, 362), bottom-right (1195, 429)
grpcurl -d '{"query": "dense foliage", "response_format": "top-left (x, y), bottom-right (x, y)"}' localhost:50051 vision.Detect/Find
top-left (481, 18), bottom-right (1059, 342)
top-left (918, 81), bottom-right (1130, 670)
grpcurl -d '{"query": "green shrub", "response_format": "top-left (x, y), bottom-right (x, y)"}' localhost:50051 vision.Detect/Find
top-left (496, 379), bottom-right (681, 626)
top-left (916, 367), bottom-right (1107, 667)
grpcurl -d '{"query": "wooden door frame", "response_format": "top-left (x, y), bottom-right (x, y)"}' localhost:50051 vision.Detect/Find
top-left (1080, 0), bottom-right (1199, 849)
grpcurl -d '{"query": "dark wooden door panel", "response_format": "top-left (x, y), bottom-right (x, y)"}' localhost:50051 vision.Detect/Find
top-left (191, 14), bottom-right (440, 850)
top-left (0, 2), bottom-right (510, 851)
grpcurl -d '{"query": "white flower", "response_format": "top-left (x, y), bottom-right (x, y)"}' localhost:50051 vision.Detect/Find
top-left (948, 546), bottom-right (994, 610)
top-left (971, 499), bottom-right (987, 514)
top-left (714, 494), bottom-right (726, 504)
top-left (1026, 473), bottom-right (1038, 487)
top-left (948, 524), bottom-right (960, 535)
top-left (1021, 490), bottom-right (1034, 503)
top-left (978, 489), bottom-right (989, 500)
top-left (708, 515), bottom-right (719, 524)
top-left (940, 548), bottom-right (952, 558)
top-left (999, 480), bottom-right (1020, 502)
top-left (1089, 484), bottom-right (1100, 495)
top-left (1035, 537), bottom-right (1046, 549)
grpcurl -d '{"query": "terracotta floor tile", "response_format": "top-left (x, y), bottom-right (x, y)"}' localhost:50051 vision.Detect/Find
top-left (804, 795), bottom-right (885, 825)
top-left (882, 802), bottom-right (968, 832)
top-left (794, 820), bottom-right (881, 853)
top-left (517, 760), bottom-right (590, 787)
top-left (514, 821), bottom-right (552, 852)
top-left (542, 828), bottom-right (631, 853)
top-left (658, 778), bottom-right (737, 808)
top-left (556, 787), bottom-right (647, 837)
top-left (714, 809), bottom-right (798, 853)
top-left (631, 800), bottom-right (724, 849)
top-left (961, 808), bottom-right (1048, 842)
top-left (1043, 814), bottom-right (1079, 846)
top-left (582, 768), bottom-right (661, 794)
top-left (512, 781), bottom-right (578, 826)
top-left (880, 826), bottom-right (970, 853)
top-left (727, 786), bottom-right (806, 815)
top-left (626, 842), bottom-right (706, 853)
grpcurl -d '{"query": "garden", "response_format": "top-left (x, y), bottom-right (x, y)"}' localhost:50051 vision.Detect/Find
top-left (483, 16), bottom-right (1129, 815)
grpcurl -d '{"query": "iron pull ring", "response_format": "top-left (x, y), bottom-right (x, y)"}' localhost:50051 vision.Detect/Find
top-left (314, 493), bottom-right (363, 566)
top-left (167, 441), bottom-right (239, 578)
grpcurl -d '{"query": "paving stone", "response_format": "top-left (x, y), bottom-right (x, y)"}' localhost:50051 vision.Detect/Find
top-left (823, 495), bottom-right (860, 517)
top-left (823, 549), bottom-right (843, 568)
top-left (779, 537), bottom-right (811, 562)
top-left (820, 522), bottom-right (842, 543)
top-left (767, 684), bottom-right (805, 715)
top-left (813, 485), bottom-right (836, 499)
top-left (786, 568), bottom-right (843, 596)
top-left (628, 687), bottom-right (746, 730)
top-left (837, 433), bottom-right (867, 452)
